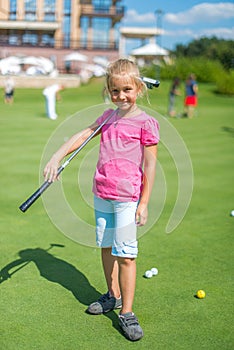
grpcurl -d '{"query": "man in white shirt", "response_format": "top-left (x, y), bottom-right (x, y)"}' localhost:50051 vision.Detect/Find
top-left (42, 84), bottom-right (64, 120)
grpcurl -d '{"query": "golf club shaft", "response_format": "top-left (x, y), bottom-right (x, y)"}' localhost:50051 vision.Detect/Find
top-left (19, 109), bottom-right (117, 213)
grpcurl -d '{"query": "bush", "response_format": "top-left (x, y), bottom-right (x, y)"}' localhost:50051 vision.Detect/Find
top-left (140, 57), bottom-right (234, 95)
top-left (215, 70), bottom-right (234, 95)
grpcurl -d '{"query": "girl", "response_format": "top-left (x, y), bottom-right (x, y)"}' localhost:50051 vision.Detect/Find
top-left (184, 73), bottom-right (198, 118)
top-left (43, 59), bottom-right (160, 341)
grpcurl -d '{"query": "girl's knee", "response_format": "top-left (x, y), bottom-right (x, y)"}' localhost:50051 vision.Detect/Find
top-left (117, 256), bottom-right (135, 266)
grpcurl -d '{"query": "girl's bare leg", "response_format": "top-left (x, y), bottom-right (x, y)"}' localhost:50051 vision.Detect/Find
top-left (117, 257), bottom-right (136, 314)
top-left (101, 247), bottom-right (121, 298)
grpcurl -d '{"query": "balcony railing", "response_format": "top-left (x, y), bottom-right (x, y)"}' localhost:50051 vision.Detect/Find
top-left (80, 4), bottom-right (124, 18)
top-left (0, 35), bottom-right (118, 50)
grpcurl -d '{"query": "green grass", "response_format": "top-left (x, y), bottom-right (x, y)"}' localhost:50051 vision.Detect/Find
top-left (0, 79), bottom-right (233, 349)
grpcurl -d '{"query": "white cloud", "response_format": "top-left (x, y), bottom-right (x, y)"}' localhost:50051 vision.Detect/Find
top-left (197, 26), bottom-right (234, 39)
top-left (163, 26), bottom-right (234, 41)
top-left (164, 2), bottom-right (234, 25)
top-left (122, 9), bottom-right (155, 24)
top-left (163, 29), bottom-right (194, 37)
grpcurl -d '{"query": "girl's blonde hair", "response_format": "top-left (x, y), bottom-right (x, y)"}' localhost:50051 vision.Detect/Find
top-left (105, 58), bottom-right (148, 98)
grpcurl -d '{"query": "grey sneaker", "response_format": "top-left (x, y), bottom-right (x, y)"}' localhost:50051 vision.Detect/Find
top-left (118, 312), bottom-right (144, 341)
top-left (87, 292), bottom-right (122, 314)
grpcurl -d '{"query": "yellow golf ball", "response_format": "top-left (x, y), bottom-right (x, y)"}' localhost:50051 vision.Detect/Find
top-left (196, 290), bottom-right (206, 299)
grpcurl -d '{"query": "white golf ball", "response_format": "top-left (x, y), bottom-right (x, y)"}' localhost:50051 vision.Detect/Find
top-left (151, 267), bottom-right (158, 276)
top-left (230, 210), bottom-right (234, 217)
top-left (144, 270), bottom-right (153, 278)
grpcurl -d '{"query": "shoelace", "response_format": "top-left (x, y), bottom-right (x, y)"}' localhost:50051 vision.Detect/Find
top-left (120, 314), bottom-right (139, 326)
top-left (99, 292), bottom-right (111, 303)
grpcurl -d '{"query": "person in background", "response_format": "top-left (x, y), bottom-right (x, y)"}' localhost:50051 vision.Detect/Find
top-left (184, 74), bottom-right (198, 118)
top-left (4, 77), bottom-right (15, 104)
top-left (42, 84), bottom-right (65, 120)
top-left (168, 77), bottom-right (180, 117)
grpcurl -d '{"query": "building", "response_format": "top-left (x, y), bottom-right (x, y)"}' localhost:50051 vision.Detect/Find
top-left (0, 0), bottom-right (124, 51)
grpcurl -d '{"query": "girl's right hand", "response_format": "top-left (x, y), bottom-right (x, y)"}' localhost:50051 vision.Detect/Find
top-left (43, 156), bottom-right (60, 183)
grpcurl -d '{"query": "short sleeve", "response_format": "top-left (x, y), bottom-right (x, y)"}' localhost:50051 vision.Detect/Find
top-left (95, 109), bottom-right (115, 125)
top-left (141, 117), bottom-right (160, 146)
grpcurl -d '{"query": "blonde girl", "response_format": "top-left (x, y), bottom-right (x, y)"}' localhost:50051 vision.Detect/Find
top-left (44, 59), bottom-right (160, 341)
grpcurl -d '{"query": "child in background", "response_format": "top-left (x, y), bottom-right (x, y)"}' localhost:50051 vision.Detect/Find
top-left (168, 77), bottom-right (180, 117)
top-left (184, 74), bottom-right (198, 118)
top-left (43, 59), bottom-right (160, 341)
top-left (4, 77), bottom-right (15, 104)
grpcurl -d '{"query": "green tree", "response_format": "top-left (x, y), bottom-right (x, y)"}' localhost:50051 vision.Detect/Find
top-left (174, 37), bottom-right (234, 70)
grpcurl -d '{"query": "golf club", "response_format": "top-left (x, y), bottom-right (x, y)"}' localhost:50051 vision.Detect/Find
top-left (19, 109), bottom-right (118, 212)
top-left (19, 77), bottom-right (160, 213)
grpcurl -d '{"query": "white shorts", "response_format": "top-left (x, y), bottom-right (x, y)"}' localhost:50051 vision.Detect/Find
top-left (94, 195), bottom-right (138, 258)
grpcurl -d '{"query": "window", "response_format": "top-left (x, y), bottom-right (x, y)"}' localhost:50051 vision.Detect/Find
top-left (25, 0), bottom-right (37, 21)
top-left (9, 30), bottom-right (19, 45)
top-left (93, 0), bottom-right (111, 13)
top-left (44, 0), bottom-right (56, 21)
top-left (93, 17), bottom-right (110, 48)
top-left (41, 34), bottom-right (54, 47)
top-left (9, 0), bottom-right (17, 20)
top-left (22, 31), bottom-right (38, 45)
top-left (63, 0), bottom-right (71, 47)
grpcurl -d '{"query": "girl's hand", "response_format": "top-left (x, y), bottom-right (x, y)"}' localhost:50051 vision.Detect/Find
top-left (135, 202), bottom-right (148, 226)
top-left (43, 156), bottom-right (60, 183)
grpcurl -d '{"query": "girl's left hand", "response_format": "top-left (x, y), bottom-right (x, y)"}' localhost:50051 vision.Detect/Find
top-left (135, 203), bottom-right (148, 226)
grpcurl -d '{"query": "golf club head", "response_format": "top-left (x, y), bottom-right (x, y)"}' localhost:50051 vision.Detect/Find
top-left (141, 77), bottom-right (160, 89)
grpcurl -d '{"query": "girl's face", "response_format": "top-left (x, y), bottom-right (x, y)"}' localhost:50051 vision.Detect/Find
top-left (108, 76), bottom-right (140, 111)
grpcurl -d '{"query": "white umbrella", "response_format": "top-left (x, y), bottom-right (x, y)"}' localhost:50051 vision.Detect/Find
top-left (37, 56), bottom-right (54, 73)
top-left (0, 56), bottom-right (21, 67)
top-left (131, 43), bottom-right (169, 56)
top-left (93, 56), bottom-right (109, 67)
top-left (64, 52), bottom-right (88, 62)
top-left (0, 56), bottom-right (22, 74)
top-left (21, 56), bottom-right (54, 74)
top-left (84, 64), bottom-right (105, 77)
top-left (22, 56), bottom-right (40, 65)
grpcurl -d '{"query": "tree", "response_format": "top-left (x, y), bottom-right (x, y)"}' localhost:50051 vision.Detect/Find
top-left (173, 37), bottom-right (234, 70)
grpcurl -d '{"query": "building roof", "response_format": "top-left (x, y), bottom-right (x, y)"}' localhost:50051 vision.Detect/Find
top-left (120, 27), bottom-right (162, 39)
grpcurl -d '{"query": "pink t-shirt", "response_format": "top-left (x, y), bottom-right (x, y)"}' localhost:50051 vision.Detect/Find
top-left (92, 109), bottom-right (160, 202)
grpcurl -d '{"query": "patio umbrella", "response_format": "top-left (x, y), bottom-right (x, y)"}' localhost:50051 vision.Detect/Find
top-left (93, 56), bottom-right (109, 67)
top-left (131, 43), bottom-right (169, 57)
top-left (64, 52), bottom-right (88, 62)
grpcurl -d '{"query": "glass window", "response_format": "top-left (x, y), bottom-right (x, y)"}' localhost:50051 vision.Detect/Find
top-left (9, 0), bottom-right (17, 20)
top-left (63, 0), bottom-right (71, 47)
top-left (80, 16), bottom-right (88, 47)
top-left (9, 30), bottom-right (19, 45)
top-left (44, 0), bottom-right (56, 21)
top-left (25, 0), bottom-right (37, 21)
top-left (22, 31), bottom-right (38, 45)
top-left (93, 17), bottom-right (110, 48)
top-left (93, 0), bottom-right (111, 12)
top-left (41, 34), bottom-right (54, 47)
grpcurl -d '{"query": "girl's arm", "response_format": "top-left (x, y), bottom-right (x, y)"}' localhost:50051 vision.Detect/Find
top-left (136, 144), bottom-right (157, 226)
top-left (43, 122), bottom-right (99, 183)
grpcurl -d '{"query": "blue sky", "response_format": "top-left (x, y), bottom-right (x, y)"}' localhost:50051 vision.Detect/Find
top-left (120, 0), bottom-right (234, 51)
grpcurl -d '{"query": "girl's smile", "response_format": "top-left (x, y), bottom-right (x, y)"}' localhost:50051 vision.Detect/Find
top-left (109, 77), bottom-right (140, 111)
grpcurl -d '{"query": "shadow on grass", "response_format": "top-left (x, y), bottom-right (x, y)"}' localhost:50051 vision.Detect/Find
top-left (0, 244), bottom-right (120, 334)
top-left (221, 126), bottom-right (234, 136)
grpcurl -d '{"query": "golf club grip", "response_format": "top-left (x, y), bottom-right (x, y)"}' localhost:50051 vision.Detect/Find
top-left (19, 180), bottom-right (52, 212)
top-left (19, 165), bottom-right (65, 212)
